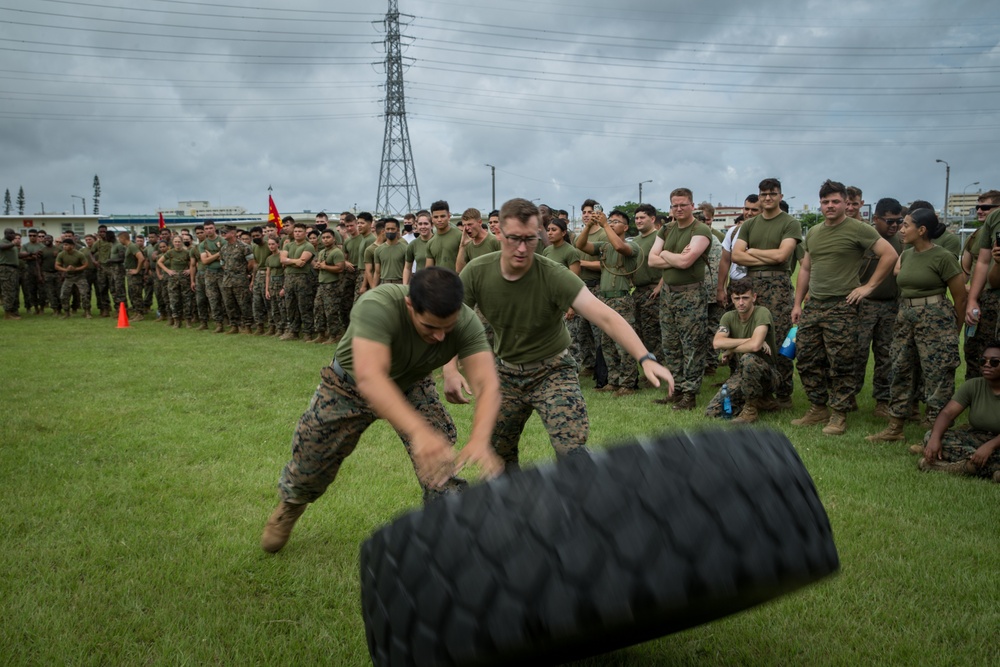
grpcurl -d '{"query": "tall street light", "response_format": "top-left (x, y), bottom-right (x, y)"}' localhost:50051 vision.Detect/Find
top-left (935, 159), bottom-right (950, 226)
top-left (485, 164), bottom-right (496, 211)
top-left (638, 180), bottom-right (652, 204)
top-left (71, 194), bottom-right (86, 215)
top-left (962, 181), bottom-right (980, 225)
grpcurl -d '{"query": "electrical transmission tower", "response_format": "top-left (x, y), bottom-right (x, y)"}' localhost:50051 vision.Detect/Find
top-left (376, 0), bottom-right (420, 217)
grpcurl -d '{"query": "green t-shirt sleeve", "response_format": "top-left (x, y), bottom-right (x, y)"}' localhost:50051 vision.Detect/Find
top-left (454, 306), bottom-right (491, 359)
top-left (978, 210), bottom-right (1000, 251)
top-left (951, 380), bottom-right (973, 409)
top-left (349, 295), bottom-right (396, 347)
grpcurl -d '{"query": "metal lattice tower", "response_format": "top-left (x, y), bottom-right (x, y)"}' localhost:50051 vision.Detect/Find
top-left (376, 0), bottom-right (420, 216)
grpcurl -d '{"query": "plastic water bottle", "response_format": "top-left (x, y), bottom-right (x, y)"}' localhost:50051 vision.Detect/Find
top-left (721, 383), bottom-right (733, 419)
top-left (967, 308), bottom-right (980, 339)
top-left (779, 325), bottom-right (798, 359)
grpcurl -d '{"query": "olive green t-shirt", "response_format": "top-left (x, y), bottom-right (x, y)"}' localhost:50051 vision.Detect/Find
top-left (461, 253), bottom-right (584, 363)
top-left (198, 237), bottom-right (223, 272)
top-left (252, 240), bottom-right (271, 269)
top-left (316, 247), bottom-right (344, 284)
top-left (463, 234), bottom-right (501, 263)
top-left (375, 242), bottom-right (409, 282)
top-left (896, 245), bottom-right (962, 299)
top-left (656, 220), bottom-right (713, 285)
top-left (736, 212), bottom-right (802, 273)
top-left (161, 248), bottom-right (191, 272)
top-left (123, 243), bottom-right (142, 271)
top-left (334, 284), bottom-right (489, 390)
top-left (936, 230), bottom-right (961, 258)
top-left (0, 243), bottom-right (19, 267)
top-left (344, 234), bottom-right (366, 266)
top-left (541, 242), bottom-right (580, 272)
top-left (40, 246), bottom-right (58, 272)
top-left (56, 249), bottom-right (87, 269)
top-left (283, 240), bottom-right (315, 276)
top-left (977, 209), bottom-right (1000, 253)
top-left (578, 227), bottom-right (607, 282)
top-left (952, 377), bottom-right (1000, 433)
top-left (363, 242), bottom-right (380, 271)
top-left (630, 231), bottom-right (660, 287)
top-left (405, 237), bottom-right (431, 273)
top-left (592, 240), bottom-right (640, 293)
top-left (861, 233), bottom-right (902, 301)
top-left (265, 253), bottom-right (283, 277)
top-left (801, 218), bottom-right (882, 300)
top-left (91, 238), bottom-right (113, 263)
top-left (22, 242), bottom-right (44, 266)
top-left (426, 226), bottom-right (462, 271)
top-left (718, 306), bottom-right (776, 364)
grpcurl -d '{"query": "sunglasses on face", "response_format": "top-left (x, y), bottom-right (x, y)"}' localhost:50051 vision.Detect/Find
top-left (981, 357), bottom-right (1000, 368)
top-left (976, 204), bottom-right (997, 212)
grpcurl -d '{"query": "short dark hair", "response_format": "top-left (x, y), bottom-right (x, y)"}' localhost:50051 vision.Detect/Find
top-left (846, 186), bottom-right (863, 200)
top-left (582, 198), bottom-right (599, 210)
top-left (779, 200), bottom-right (790, 213)
top-left (818, 180), bottom-right (847, 200)
top-left (910, 208), bottom-right (946, 240)
top-left (341, 211), bottom-right (357, 223)
top-left (670, 188), bottom-right (693, 203)
top-left (249, 226), bottom-right (263, 234)
top-left (909, 199), bottom-right (934, 212)
top-left (499, 198), bottom-right (539, 227)
top-left (293, 222), bottom-right (308, 230)
top-left (635, 203), bottom-right (656, 218)
top-left (727, 277), bottom-right (755, 297)
top-left (415, 210), bottom-right (431, 220)
top-left (758, 178), bottom-right (782, 193)
top-left (546, 217), bottom-right (568, 238)
top-left (977, 190), bottom-right (1000, 205)
top-left (744, 194), bottom-right (759, 204)
top-left (609, 209), bottom-right (630, 224)
top-left (874, 198), bottom-right (902, 218)
top-left (409, 266), bottom-right (464, 318)
top-left (430, 200), bottom-right (450, 214)
top-left (193, 225), bottom-right (204, 233)
top-left (315, 212), bottom-right (328, 221)
top-left (357, 211), bottom-right (373, 224)
top-left (488, 210), bottom-right (500, 218)
top-left (374, 220), bottom-right (386, 233)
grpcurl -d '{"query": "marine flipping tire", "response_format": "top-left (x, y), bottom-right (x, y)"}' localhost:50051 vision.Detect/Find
top-left (359, 428), bottom-right (839, 667)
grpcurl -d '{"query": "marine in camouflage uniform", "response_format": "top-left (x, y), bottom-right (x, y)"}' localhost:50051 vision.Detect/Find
top-left (159, 238), bottom-right (194, 323)
top-left (280, 227), bottom-right (316, 340)
top-left (262, 271), bottom-right (500, 554)
top-left (0, 228), bottom-right (20, 316)
top-left (198, 225), bottom-right (226, 329)
top-left (265, 252), bottom-right (286, 335)
top-left (20, 231), bottom-right (44, 312)
top-left (921, 426), bottom-right (1000, 479)
top-left (218, 229), bottom-right (254, 331)
top-left (964, 215), bottom-right (1000, 380)
top-left (312, 235), bottom-right (345, 342)
top-left (649, 191), bottom-right (714, 409)
top-left (122, 237), bottom-right (146, 317)
top-left (576, 211), bottom-right (641, 392)
top-left (191, 244), bottom-right (209, 327)
top-left (55, 241), bottom-right (90, 315)
top-left (91, 231), bottom-right (114, 315)
top-left (250, 233), bottom-right (272, 333)
top-left (702, 233), bottom-right (725, 374)
top-left (630, 207), bottom-right (662, 364)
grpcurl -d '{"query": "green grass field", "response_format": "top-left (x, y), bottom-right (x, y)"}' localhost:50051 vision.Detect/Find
top-left (1, 315), bottom-right (997, 666)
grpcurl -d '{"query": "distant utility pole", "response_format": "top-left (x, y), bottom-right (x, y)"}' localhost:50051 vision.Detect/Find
top-left (485, 164), bottom-right (496, 211)
top-left (375, 0), bottom-right (421, 217)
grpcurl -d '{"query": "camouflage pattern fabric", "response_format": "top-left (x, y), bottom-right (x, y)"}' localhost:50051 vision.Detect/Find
top-left (659, 286), bottom-right (708, 396)
top-left (705, 354), bottom-right (778, 417)
top-left (251, 269), bottom-right (269, 327)
top-left (165, 273), bottom-right (194, 320)
top-left (143, 270), bottom-right (156, 312)
top-left (59, 273), bottom-right (89, 313)
top-left (887, 301), bottom-right (960, 421)
top-left (0, 265), bottom-right (18, 313)
top-left (572, 282), bottom-right (600, 369)
top-left (108, 265), bottom-right (127, 313)
top-left (268, 275), bottom-right (287, 331)
top-left (22, 267), bottom-right (41, 310)
top-left (127, 271), bottom-right (145, 314)
top-left (221, 274), bottom-right (252, 328)
top-left (203, 271), bottom-right (225, 323)
top-left (964, 288), bottom-right (999, 380)
top-left (492, 352), bottom-right (589, 471)
top-left (797, 298), bottom-right (861, 413)
top-left (855, 298), bottom-right (899, 402)
top-left (283, 273), bottom-right (314, 336)
top-left (749, 273), bottom-right (795, 399)
top-left (631, 283), bottom-right (661, 360)
top-left (313, 282), bottom-right (342, 338)
top-left (921, 426), bottom-right (1000, 479)
top-left (277, 369), bottom-right (467, 505)
top-left (704, 301), bottom-right (726, 373)
top-left (337, 269), bottom-right (355, 328)
top-left (194, 271), bottom-right (209, 323)
top-left (601, 294), bottom-right (638, 388)
top-left (88, 265), bottom-right (107, 312)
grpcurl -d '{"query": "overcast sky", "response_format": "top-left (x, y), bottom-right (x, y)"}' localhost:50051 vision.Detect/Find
top-left (1, 0), bottom-right (998, 219)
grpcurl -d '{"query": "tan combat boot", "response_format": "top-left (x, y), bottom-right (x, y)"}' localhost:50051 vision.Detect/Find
top-left (672, 393), bottom-right (696, 411)
top-left (311, 333), bottom-right (328, 344)
top-left (791, 404), bottom-right (830, 426)
top-left (213, 323), bottom-right (224, 333)
top-left (266, 325), bottom-right (277, 336)
top-left (918, 457), bottom-right (975, 476)
top-left (239, 326), bottom-right (252, 334)
top-left (874, 401), bottom-right (891, 419)
top-left (821, 411), bottom-right (847, 436)
top-left (732, 401), bottom-right (759, 424)
top-left (279, 331), bottom-right (297, 341)
top-left (260, 501), bottom-right (308, 553)
top-left (197, 321), bottom-right (208, 331)
top-left (226, 325), bottom-right (240, 334)
top-left (867, 417), bottom-right (905, 442)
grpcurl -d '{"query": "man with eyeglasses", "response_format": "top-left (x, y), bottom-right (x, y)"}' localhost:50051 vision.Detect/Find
top-left (853, 198), bottom-right (904, 417)
top-left (452, 198), bottom-right (674, 471)
top-left (962, 189), bottom-right (1000, 379)
top-left (731, 178), bottom-right (802, 410)
top-left (647, 187), bottom-right (714, 411)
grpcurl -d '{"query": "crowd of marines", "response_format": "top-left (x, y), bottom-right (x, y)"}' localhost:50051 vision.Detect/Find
top-left (2, 180), bottom-right (999, 497)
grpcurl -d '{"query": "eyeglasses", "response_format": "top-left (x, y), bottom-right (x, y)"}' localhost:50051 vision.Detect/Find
top-left (503, 234), bottom-right (539, 247)
top-left (881, 218), bottom-right (903, 226)
top-left (670, 203), bottom-right (692, 210)
top-left (975, 204), bottom-right (997, 212)
top-left (758, 191), bottom-right (781, 199)
top-left (980, 357), bottom-right (1000, 368)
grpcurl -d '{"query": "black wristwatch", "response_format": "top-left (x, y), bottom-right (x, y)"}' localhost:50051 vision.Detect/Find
top-left (637, 352), bottom-right (657, 365)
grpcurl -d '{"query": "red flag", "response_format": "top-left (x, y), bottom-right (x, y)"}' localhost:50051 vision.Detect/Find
top-left (158, 212), bottom-right (166, 230)
top-left (268, 195), bottom-right (283, 231)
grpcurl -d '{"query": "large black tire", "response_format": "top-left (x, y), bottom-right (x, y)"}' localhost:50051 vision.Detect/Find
top-left (360, 428), bottom-right (839, 666)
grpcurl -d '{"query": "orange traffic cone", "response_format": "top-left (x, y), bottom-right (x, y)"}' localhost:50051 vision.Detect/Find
top-left (117, 303), bottom-right (130, 329)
